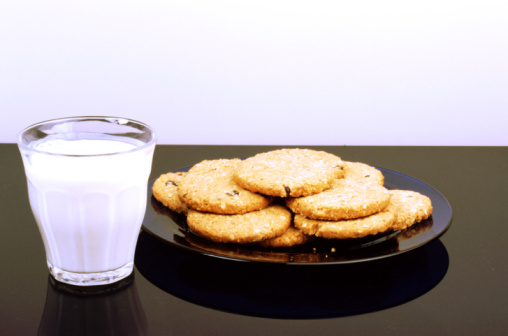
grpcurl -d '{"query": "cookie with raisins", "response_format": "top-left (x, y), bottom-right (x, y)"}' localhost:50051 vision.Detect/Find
top-left (389, 190), bottom-right (433, 231)
top-left (177, 159), bottom-right (271, 215)
top-left (152, 172), bottom-right (189, 214)
top-left (286, 179), bottom-right (391, 221)
top-left (233, 148), bottom-right (344, 197)
top-left (257, 224), bottom-right (314, 248)
top-left (187, 204), bottom-right (292, 244)
top-left (343, 161), bottom-right (384, 186)
top-left (294, 202), bottom-right (398, 239)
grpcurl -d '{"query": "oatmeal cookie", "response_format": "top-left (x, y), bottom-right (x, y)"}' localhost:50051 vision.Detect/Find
top-left (152, 172), bottom-right (189, 214)
top-left (286, 179), bottom-right (391, 221)
top-left (233, 148), bottom-right (344, 197)
top-left (177, 159), bottom-right (271, 215)
top-left (187, 205), bottom-right (292, 244)
top-left (343, 161), bottom-right (384, 186)
top-left (389, 190), bottom-right (433, 231)
top-left (257, 225), bottom-right (314, 248)
top-left (294, 202), bottom-right (398, 239)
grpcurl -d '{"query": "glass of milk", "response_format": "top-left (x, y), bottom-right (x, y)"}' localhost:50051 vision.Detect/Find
top-left (18, 117), bottom-right (156, 286)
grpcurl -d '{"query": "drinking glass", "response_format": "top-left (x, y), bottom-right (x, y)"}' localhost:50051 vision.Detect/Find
top-left (18, 117), bottom-right (156, 286)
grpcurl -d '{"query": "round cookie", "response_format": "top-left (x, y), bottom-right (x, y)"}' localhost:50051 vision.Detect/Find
top-left (286, 179), bottom-right (391, 221)
top-left (233, 148), bottom-right (344, 198)
top-left (389, 190), bottom-right (433, 231)
top-left (294, 202), bottom-right (398, 239)
top-left (343, 161), bottom-right (384, 186)
top-left (257, 225), bottom-right (314, 248)
top-left (178, 159), bottom-right (271, 215)
top-left (152, 172), bottom-right (189, 214)
top-left (187, 205), bottom-right (292, 244)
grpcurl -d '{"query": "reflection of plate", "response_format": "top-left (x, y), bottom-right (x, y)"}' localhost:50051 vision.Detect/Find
top-left (135, 231), bottom-right (449, 318)
top-left (142, 167), bottom-right (452, 265)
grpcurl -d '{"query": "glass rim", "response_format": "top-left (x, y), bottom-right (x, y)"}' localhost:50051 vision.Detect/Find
top-left (17, 116), bottom-right (157, 158)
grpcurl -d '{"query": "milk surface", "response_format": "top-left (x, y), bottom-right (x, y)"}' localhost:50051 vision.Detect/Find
top-left (35, 138), bottom-right (137, 155)
top-left (22, 137), bottom-right (154, 273)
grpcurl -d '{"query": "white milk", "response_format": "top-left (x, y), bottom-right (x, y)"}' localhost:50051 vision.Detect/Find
top-left (22, 137), bottom-right (154, 275)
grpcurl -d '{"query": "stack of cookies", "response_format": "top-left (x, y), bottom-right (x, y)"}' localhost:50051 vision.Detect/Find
top-left (152, 148), bottom-right (433, 248)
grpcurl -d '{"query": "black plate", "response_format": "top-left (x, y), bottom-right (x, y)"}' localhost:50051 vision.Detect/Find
top-left (141, 167), bottom-right (452, 264)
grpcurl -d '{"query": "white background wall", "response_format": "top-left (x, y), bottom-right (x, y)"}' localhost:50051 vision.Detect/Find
top-left (1, 0), bottom-right (506, 145)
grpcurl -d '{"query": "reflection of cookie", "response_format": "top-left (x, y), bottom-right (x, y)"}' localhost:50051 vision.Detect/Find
top-left (187, 205), bottom-right (292, 244)
top-left (343, 161), bottom-right (384, 186)
top-left (294, 203), bottom-right (398, 239)
top-left (152, 172), bottom-right (189, 214)
top-left (396, 217), bottom-right (433, 241)
top-left (178, 159), bottom-right (271, 215)
top-left (389, 190), bottom-right (433, 231)
top-left (286, 179), bottom-right (391, 221)
top-left (233, 148), bottom-right (344, 197)
top-left (257, 225), bottom-right (314, 248)
top-left (183, 233), bottom-right (292, 262)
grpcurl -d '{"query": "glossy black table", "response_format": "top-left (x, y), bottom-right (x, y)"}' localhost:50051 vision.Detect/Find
top-left (1, 144), bottom-right (506, 335)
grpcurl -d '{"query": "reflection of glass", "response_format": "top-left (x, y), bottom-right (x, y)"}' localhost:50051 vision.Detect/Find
top-left (38, 275), bottom-right (149, 336)
top-left (18, 117), bottom-right (156, 286)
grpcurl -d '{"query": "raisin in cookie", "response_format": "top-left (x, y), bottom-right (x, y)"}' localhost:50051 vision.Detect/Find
top-left (177, 159), bottom-right (271, 215)
top-left (233, 148), bottom-right (344, 197)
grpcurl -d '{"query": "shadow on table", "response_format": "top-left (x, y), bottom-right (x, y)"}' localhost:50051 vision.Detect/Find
top-left (134, 230), bottom-right (449, 319)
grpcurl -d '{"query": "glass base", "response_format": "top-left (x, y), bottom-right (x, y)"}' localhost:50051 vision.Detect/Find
top-left (48, 261), bottom-right (134, 287)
